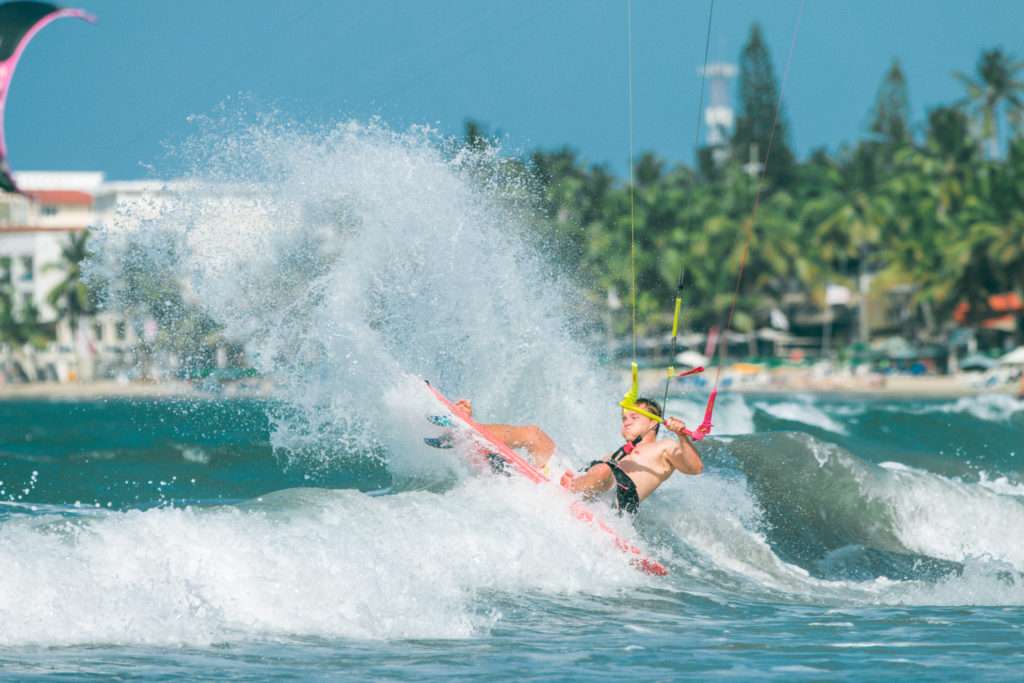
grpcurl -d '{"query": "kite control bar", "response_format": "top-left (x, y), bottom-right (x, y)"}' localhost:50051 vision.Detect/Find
top-left (618, 362), bottom-right (716, 444)
top-left (678, 388), bottom-right (716, 442)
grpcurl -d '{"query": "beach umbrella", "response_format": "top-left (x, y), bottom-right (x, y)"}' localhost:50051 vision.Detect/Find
top-left (755, 327), bottom-right (794, 342)
top-left (674, 350), bottom-right (709, 368)
top-left (731, 362), bottom-right (764, 375)
top-left (871, 336), bottom-right (915, 359)
top-left (958, 354), bottom-right (996, 372)
top-left (998, 346), bottom-right (1024, 366)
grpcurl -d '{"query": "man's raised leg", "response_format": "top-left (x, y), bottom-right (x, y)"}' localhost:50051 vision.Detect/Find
top-left (453, 399), bottom-right (556, 468)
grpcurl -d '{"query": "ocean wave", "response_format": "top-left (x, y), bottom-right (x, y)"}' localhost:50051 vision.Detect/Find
top-left (0, 480), bottom-right (650, 647)
top-left (641, 461), bottom-right (1024, 608)
top-left (724, 433), bottom-right (1024, 572)
top-left (753, 397), bottom-right (849, 435)
top-left (4, 440), bottom-right (1024, 650)
top-left (976, 471), bottom-right (1024, 497)
top-left (896, 393), bottom-right (1024, 422)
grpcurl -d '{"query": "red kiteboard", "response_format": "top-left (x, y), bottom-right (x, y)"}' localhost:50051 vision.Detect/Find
top-left (423, 381), bottom-right (668, 576)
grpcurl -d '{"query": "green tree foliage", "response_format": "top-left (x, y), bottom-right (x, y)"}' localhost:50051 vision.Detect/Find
top-left (870, 59), bottom-right (912, 148)
top-left (525, 44), bottom-right (1024, 348)
top-left (731, 23), bottom-right (796, 188)
top-left (0, 286), bottom-right (52, 381)
top-left (0, 288), bottom-right (50, 349)
top-left (851, 59), bottom-right (914, 191)
top-left (463, 118), bottom-right (490, 152)
top-left (6, 40), bottom-right (1021, 361)
top-left (45, 230), bottom-right (98, 332)
top-left (954, 48), bottom-right (1024, 158)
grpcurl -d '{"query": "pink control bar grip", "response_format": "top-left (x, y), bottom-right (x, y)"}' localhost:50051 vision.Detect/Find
top-left (678, 388), bottom-right (717, 441)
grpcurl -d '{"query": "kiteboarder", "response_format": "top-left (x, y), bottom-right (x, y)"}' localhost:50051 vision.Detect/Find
top-left (452, 397), bottom-right (703, 514)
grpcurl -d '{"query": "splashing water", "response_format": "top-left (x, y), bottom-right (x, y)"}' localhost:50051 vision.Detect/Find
top-left (27, 115), bottom-right (1020, 674)
top-left (89, 118), bottom-right (619, 472)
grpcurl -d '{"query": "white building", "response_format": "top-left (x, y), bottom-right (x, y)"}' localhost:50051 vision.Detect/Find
top-left (0, 172), bottom-right (101, 323)
top-left (699, 62), bottom-right (737, 167)
top-left (0, 171), bottom-right (170, 382)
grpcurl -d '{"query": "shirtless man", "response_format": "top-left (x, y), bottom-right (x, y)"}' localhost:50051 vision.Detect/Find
top-left (452, 397), bottom-right (703, 514)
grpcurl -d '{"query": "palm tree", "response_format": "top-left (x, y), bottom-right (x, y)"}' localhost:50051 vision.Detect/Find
top-left (955, 48), bottom-right (1024, 159)
top-left (45, 230), bottom-right (97, 335)
top-left (990, 138), bottom-right (1024, 295)
top-left (880, 106), bottom-right (1019, 330)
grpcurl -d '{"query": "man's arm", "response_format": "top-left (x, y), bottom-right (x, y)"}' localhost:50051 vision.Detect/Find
top-left (561, 462), bottom-right (614, 494)
top-left (662, 417), bottom-right (704, 475)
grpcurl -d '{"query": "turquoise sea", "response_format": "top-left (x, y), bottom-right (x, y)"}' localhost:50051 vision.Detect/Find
top-left (1, 392), bottom-right (1022, 680)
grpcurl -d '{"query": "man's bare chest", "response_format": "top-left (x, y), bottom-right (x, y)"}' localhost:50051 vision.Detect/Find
top-left (617, 446), bottom-right (671, 479)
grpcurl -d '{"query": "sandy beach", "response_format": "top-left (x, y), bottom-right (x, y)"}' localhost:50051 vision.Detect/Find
top-left (1, 367), bottom-right (1018, 400)
top-left (0, 379), bottom-right (198, 399)
top-left (632, 366), bottom-right (1020, 398)
top-left (0, 378), bottom-right (273, 400)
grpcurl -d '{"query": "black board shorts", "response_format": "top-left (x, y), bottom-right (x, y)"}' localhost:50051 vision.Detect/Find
top-left (587, 459), bottom-right (640, 515)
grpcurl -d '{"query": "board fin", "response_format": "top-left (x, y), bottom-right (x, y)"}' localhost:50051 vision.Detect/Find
top-left (423, 435), bottom-right (454, 449)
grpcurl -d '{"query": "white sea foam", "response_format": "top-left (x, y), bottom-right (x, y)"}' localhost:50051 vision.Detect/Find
top-left (0, 479), bottom-right (648, 647)
top-left (89, 118), bottom-right (621, 474)
top-left (642, 455), bottom-right (1024, 608)
top-left (823, 403), bottom-right (866, 418)
top-left (890, 556), bottom-right (1024, 606)
top-left (870, 462), bottom-right (1024, 568)
top-left (179, 447), bottom-right (211, 465)
top-left (753, 397), bottom-right (849, 435)
top-left (901, 393), bottom-right (1024, 422)
top-left (976, 471), bottom-right (1024, 497)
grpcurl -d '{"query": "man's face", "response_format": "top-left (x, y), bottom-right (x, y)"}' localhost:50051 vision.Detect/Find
top-left (621, 408), bottom-right (656, 441)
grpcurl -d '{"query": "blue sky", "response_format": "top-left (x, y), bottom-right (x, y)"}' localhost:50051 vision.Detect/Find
top-left (8, 0), bottom-right (1023, 179)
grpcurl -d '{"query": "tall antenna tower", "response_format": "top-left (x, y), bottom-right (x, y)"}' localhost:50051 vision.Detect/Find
top-left (699, 62), bottom-right (737, 166)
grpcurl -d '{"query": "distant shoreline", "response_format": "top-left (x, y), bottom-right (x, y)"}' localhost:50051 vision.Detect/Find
top-left (634, 367), bottom-right (1019, 400)
top-left (0, 371), bottom-right (1018, 401)
top-left (0, 380), bottom-right (198, 400)
top-left (0, 379), bottom-right (274, 400)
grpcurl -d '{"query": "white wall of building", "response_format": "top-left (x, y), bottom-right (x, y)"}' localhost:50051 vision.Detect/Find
top-left (0, 172), bottom-right (167, 382)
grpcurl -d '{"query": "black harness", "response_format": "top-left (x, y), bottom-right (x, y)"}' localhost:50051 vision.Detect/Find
top-left (584, 458), bottom-right (640, 514)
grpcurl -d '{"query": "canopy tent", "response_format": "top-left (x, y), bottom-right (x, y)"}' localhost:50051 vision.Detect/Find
top-left (674, 350), bottom-right (709, 368)
top-left (958, 354), bottom-right (996, 372)
top-left (755, 327), bottom-right (794, 343)
top-left (998, 346), bottom-right (1024, 366)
